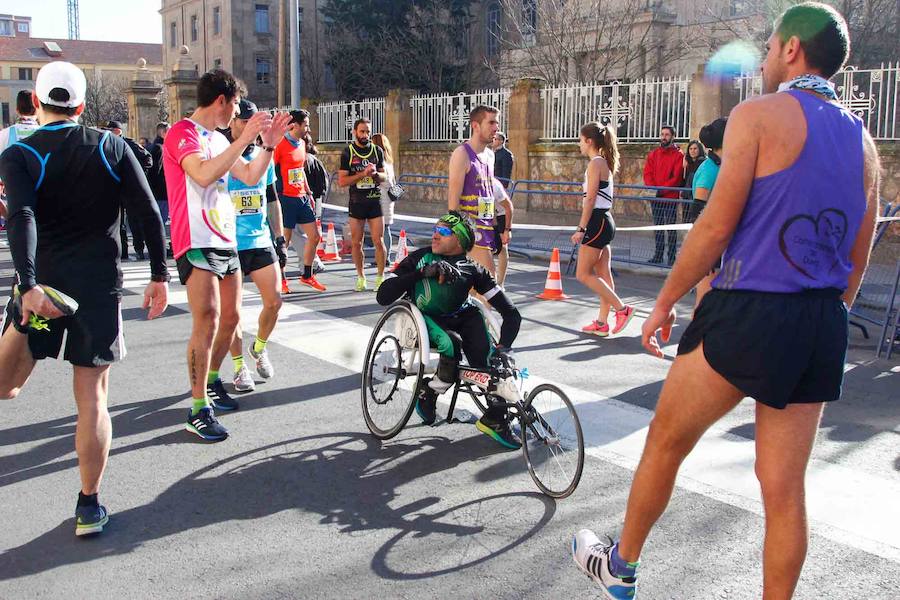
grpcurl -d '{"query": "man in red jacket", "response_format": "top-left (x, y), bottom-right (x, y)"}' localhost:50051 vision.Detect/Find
top-left (643, 125), bottom-right (684, 264)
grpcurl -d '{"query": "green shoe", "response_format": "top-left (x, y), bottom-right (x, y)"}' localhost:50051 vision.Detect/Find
top-left (373, 274), bottom-right (384, 292)
top-left (355, 276), bottom-right (368, 292)
top-left (476, 417), bottom-right (522, 450)
top-left (13, 284), bottom-right (79, 317)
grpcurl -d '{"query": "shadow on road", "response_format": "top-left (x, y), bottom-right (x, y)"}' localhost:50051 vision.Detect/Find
top-left (0, 374), bottom-right (360, 489)
top-left (0, 431), bottom-right (556, 581)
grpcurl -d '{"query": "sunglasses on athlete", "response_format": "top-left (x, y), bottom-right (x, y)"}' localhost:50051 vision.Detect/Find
top-left (433, 225), bottom-right (454, 237)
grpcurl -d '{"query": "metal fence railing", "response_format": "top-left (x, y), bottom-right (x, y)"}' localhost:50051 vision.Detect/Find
top-left (736, 63), bottom-right (900, 141)
top-left (410, 89), bottom-right (510, 142)
top-left (316, 98), bottom-right (386, 143)
top-left (541, 76), bottom-right (693, 142)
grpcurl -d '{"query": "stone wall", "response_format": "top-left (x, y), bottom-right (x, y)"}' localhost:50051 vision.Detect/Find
top-left (316, 139), bottom-right (899, 235)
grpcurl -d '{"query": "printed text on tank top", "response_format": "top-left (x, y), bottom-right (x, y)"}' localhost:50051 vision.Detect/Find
top-left (349, 143), bottom-right (377, 191)
top-left (461, 143), bottom-right (494, 220)
top-left (583, 156), bottom-right (614, 210)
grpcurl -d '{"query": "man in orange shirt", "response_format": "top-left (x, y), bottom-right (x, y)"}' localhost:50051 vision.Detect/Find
top-left (273, 109), bottom-right (325, 291)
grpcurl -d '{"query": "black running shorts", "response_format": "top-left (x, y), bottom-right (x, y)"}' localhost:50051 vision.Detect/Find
top-left (3, 292), bottom-right (125, 367)
top-left (176, 248), bottom-right (240, 285)
top-left (678, 288), bottom-right (849, 409)
top-left (348, 198), bottom-right (383, 220)
top-left (238, 246), bottom-right (277, 276)
top-left (582, 208), bottom-right (616, 249)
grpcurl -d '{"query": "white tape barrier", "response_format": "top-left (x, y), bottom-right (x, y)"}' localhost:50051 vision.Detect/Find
top-left (323, 202), bottom-right (898, 233)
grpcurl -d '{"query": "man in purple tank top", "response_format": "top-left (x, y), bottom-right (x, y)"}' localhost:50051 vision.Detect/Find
top-left (448, 105), bottom-right (501, 275)
top-left (571, 3), bottom-right (881, 599)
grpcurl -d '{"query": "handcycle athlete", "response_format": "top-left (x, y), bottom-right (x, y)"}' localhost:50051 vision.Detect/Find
top-left (375, 211), bottom-right (522, 449)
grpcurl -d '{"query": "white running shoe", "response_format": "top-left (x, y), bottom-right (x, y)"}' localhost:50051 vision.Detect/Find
top-left (233, 364), bottom-right (255, 392)
top-left (572, 530), bottom-right (637, 600)
top-left (250, 345), bottom-right (274, 379)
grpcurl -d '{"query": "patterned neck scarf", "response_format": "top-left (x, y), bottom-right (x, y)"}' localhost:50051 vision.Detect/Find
top-left (777, 74), bottom-right (837, 100)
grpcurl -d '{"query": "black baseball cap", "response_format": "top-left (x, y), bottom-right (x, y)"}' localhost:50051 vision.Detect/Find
top-left (236, 99), bottom-right (258, 120)
top-left (104, 120), bottom-right (124, 130)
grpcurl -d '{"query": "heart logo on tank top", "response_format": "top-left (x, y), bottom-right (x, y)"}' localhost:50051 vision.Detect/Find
top-left (777, 208), bottom-right (847, 280)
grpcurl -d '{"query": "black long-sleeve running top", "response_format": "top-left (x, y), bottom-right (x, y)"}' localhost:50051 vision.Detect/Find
top-left (376, 247), bottom-right (521, 348)
top-left (0, 121), bottom-right (168, 296)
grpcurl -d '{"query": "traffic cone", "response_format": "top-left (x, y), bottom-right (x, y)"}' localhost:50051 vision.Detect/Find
top-left (391, 229), bottom-right (409, 270)
top-left (315, 219), bottom-right (325, 258)
top-left (536, 248), bottom-right (570, 300)
top-left (322, 223), bottom-right (341, 263)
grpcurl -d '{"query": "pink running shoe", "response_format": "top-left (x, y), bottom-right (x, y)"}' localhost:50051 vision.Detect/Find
top-left (581, 320), bottom-right (610, 337)
top-left (612, 305), bottom-right (635, 334)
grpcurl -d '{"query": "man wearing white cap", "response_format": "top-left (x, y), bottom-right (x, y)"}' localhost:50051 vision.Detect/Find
top-left (0, 61), bottom-right (170, 537)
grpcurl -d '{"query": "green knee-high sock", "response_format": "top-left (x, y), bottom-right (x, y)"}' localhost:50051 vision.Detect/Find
top-left (207, 370), bottom-right (219, 385)
top-left (232, 354), bottom-right (244, 372)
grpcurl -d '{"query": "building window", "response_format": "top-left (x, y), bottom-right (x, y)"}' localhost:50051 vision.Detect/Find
top-left (255, 4), bottom-right (269, 34)
top-left (1, 102), bottom-right (9, 127)
top-left (486, 3), bottom-right (501, 58)
top-left (0, 20), bottom-right (13, 36)
top-left (256, 57), bottom-right (271, 84)
top-left (190, 15), bottom-right (198, 42)
top-left (170, 22), bottom-right (177, 48)
top-left (213, 6), bottom-right (221, 35)
top-left (17, 68), bottom-right (33, 81)
top-left (213, 58), bottom-right (222, 69)
top-left (17, 22), bottom-right (28, 33)
top-left (522, 0), bottom-right (536, 47)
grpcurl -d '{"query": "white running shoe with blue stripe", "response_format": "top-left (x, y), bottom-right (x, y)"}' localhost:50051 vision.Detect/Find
top-left (572, 529), bottom-right (637, 600)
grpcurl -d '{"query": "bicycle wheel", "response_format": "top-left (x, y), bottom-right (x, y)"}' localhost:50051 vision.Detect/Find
top-left (361, 304), bottom-right (425, 439)
top-left (520, 383), bottom-right (584, 498)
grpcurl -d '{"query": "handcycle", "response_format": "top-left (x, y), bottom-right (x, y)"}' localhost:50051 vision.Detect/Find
top-left (361, 299), bottom-right (584, 498)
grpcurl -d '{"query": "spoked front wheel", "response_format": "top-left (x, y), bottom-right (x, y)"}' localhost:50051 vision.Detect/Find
top-left (361, 304), bottom-right (425, 439)
top-left (520, 383), bottom-right (584, 499)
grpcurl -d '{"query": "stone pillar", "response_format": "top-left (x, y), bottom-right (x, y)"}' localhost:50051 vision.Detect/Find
top-left (126, 58), bottom-right (162, 140)
top-left (688, 65), bottom-right (741, 139)
top-left (507, 78), bottom-right (544, 183)
top-left (384, 88), bottom-right (416, 174)
top-left (164, 46), bottom-right (199, 122)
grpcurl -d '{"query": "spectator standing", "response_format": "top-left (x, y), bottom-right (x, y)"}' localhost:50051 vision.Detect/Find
top-left (106, 120), bottom-right (152, 260)
top-left (491, 131), bottom-right (514, 187)
top-left (371, 133), bottom-right (396, 262)
top-left (147, 122), bottom-right (170, 227)
top-left (680, 140), bottom-right (706, 223)
top-left (643, 125), bottom-right (684, 264)
top-left (691, 117), bottom-right (727, 308)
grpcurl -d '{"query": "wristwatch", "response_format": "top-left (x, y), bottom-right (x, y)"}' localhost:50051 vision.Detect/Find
top-left (576, 226), bottom-right (586, 233)
top-left (262, 145), bottom-right (275, 153)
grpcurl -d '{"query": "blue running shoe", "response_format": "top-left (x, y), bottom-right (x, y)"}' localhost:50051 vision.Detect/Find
top-left (476, 417), bottom-right (521, 450)
top-left (572, 530), bottom-right (637, 600)
top-left (415, 387), bottom-right (437, 425)
top-left (207, 379), bottom-right (239, 411)
top-left (185, 407), bottom-right (229, 441)
top-left (75, 504), bottom-right (109, 537)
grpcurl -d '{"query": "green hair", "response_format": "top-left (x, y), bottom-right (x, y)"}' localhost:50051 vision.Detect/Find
top-left (439, 211), bottom-right (475, 252)
top-left (775, 2), bottom-right (849, 78)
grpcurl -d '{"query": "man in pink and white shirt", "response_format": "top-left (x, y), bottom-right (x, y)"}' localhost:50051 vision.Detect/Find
top-left (163, 69), bottom-right (290, 441)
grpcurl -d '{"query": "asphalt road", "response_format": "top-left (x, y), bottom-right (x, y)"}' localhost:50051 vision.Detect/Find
top-left (0, 245), bottom-right (898, 600)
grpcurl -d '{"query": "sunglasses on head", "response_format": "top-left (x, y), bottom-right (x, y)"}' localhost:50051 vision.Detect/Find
top-left (433, 225), bottom-right (453, 237)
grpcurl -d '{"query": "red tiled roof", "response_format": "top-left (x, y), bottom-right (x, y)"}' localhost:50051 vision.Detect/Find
top-left (0, 36), bottom-right (162, 67)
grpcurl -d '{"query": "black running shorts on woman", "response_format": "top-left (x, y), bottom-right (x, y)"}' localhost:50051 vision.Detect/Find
top-left (583, 208), bottom-right (615, 249)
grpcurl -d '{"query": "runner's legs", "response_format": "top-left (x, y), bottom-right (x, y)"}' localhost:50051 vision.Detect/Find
top-left (0, 326), bottom-right (36, 399)
top-left (617, 342), bottom-right (744, 562)
top-left (73, 365), bottom-right (111, 495)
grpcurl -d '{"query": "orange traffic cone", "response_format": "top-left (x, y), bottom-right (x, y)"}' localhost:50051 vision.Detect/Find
top-left (536, 248), bottom-right (570, 300)
top-left (322, 223), bottom-right (341, 263)
top-left (391, 229), bottom-right (409, 270)
top-left (315, 219), bottom-right (325, 258)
